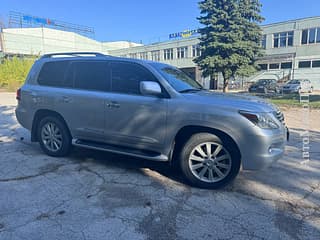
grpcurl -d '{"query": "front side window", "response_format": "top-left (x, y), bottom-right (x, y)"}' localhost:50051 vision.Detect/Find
top-left (38, 61), bottom-right (71, 87)
top-left (151, 63), bottom-right (202, 92)
top-left (72, 61), bottom-right (111, 92)
top-left (111, 62), bottom-right (157, 95)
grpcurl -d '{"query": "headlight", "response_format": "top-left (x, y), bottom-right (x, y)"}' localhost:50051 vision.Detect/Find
top-left (239, 111), bottom-right (279, 129)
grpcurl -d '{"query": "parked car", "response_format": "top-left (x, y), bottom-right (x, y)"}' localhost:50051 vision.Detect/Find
top-left (281, 79), bottom-right (313, 94)
top-left (16, 52), bottom-right (288, 189)
top-left (248, 79), bottom-right (280, 94)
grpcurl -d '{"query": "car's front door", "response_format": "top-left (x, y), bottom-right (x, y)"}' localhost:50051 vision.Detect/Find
top-left (104, 61), bottom-right (168, 151)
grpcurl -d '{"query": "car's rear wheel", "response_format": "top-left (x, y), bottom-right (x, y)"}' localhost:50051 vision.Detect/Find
top-left (179, 133), bottom-right (240, 189)
top-left (38, 116), bottom-right (71, 157)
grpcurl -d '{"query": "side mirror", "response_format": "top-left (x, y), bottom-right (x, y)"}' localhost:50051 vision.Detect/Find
top-left (140, 81), bottom-right (162, 97)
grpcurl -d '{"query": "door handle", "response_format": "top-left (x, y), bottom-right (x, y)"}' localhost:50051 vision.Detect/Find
top-left (106, 101), bottom-right (120, 108)
top-left (62, 96), bottom-right (72, 103)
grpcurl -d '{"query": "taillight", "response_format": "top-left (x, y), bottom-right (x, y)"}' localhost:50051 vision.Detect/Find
top-left (16, 88), bottom-right (21, 101)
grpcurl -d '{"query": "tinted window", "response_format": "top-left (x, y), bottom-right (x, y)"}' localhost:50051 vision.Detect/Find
top-left (111, 62), bottom-right (157, 95)
top-left (38, 61), bottom-right (71, 87)
top-left (72, 61), bottom-right (110, 91)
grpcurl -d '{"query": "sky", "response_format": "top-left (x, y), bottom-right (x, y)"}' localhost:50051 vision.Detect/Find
top-left (1, 0), bottom-right (320, 44)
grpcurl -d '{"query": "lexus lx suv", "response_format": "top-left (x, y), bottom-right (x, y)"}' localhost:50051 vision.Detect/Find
top-left (16, 52), bottom-right (288, 189)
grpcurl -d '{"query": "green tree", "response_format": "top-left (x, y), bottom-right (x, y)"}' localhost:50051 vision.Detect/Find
top-left (194, 0), bottom-right (264, 92)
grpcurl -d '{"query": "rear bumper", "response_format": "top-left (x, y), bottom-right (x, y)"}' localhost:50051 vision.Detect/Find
top-left (15, 105), bottom-right (32, 131)
top-left (240, 127), bottom-right (287, 170)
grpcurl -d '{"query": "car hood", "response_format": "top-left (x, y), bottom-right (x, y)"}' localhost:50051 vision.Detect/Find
top-left (183, 90), bottom-right (277, 113)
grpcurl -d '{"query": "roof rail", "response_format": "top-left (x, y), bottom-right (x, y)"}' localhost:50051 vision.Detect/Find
top-left (41, 52), bottom-right (106, 59)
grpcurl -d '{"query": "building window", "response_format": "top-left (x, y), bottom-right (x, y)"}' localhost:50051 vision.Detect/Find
top-left (261, 34), bottom-right (267, 49)
top-left (139, 52), bottom-right (148, 60)
top-left (301, 30), bottom-right (308, 44)
top-left (269, 63), bottom-right (280, 70)
top-left (312, 60), bottom-right (320, 68)
top-left (258, 64), bottom-right (268, 70)
top-left (163, 48), bottom-right (173, 60)
top-left (273, 31), bottom-right (293, 48)
top-left (151, 50), bottom-right (160, 61)
top-left (129, 53), bottom-right (137, 59)
top-left (299, 61), bottom-right (311, 68)
top-left (192, 44), bottom-right (201, 57)
top-left (177, 46), bottom-right (188, 59)
top-left (301, 28), bottom-right (320, 45)
top-left (281, 62), bottom-right (292, 69)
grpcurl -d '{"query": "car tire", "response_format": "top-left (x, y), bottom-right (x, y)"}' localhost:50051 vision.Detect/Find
top-left (179, 133), bottom-right (241, 189)
top-left (37, 116), bottom-right (72, 157)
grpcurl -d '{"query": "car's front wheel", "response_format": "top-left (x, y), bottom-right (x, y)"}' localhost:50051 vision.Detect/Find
top-left (37, 116), bottom-right (72, 157)
top-left (179, 133), bottom-right (240, 189)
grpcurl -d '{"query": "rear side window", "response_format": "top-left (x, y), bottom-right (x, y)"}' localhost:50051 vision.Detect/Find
top-left (72, 61), bottom-right (111, 92)
top-left (111, 62), bottom-right (157, 95)
top-left (38, 61), bottom-right (71, 87)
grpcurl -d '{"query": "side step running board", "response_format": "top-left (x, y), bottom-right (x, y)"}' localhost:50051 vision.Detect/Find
top-left (72, 139), bottom-right (168, 162)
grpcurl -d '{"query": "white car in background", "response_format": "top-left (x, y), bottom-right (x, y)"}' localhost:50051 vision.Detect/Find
top-left (281, 79), bottom-right (313, 94)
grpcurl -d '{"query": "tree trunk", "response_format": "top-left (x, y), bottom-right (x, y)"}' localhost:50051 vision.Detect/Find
top-left (222, 72), bottom-right (229, 93)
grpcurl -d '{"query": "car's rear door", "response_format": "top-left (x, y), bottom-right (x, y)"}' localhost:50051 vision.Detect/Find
top-left (56, 60), bottom-right (110, 141)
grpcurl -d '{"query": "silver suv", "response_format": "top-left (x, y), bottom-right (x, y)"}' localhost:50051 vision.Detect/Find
top-left (16, 52), bottom-right (288, 189)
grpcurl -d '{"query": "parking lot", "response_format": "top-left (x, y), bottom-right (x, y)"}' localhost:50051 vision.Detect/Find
top-left (0, 92), bottom-right (319, 240)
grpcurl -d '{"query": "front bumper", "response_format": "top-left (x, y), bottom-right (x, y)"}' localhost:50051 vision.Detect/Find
top-left (240, 126), bottom-right (287, 170)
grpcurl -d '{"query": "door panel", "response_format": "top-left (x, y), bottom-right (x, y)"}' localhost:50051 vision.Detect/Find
top-left (105, 61), bottom-right (168, 150)
top-left (104, 93), bottom-right (167, 150)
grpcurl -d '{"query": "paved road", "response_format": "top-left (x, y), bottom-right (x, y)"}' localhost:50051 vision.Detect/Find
top-left (0, 93), bottom-right (319, 240)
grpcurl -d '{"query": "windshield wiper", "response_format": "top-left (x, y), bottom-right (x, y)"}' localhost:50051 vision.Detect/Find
top-left (179, 88), bottom-right (202, 93)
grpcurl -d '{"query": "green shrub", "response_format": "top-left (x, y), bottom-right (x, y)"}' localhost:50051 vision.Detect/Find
top-left (0, 57), bottom-right (36, 91)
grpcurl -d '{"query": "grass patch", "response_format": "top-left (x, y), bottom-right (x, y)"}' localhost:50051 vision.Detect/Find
top-left (0, 57), bottom-right (36, 91)
top-left (269, 94), bottom-right (320, 108)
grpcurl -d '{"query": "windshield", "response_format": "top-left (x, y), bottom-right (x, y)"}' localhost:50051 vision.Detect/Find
top-left (287, 80), bottom-right (301, 84)
top-left (150, 63), bottom-right (203, 92)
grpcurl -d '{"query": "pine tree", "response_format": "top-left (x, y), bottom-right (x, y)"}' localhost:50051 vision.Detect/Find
top-left (194, 0), bottom-right (264, 92)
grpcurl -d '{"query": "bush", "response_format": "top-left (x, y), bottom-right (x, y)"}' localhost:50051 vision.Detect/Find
top-left (0, 57), bottom-right (36, 91)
